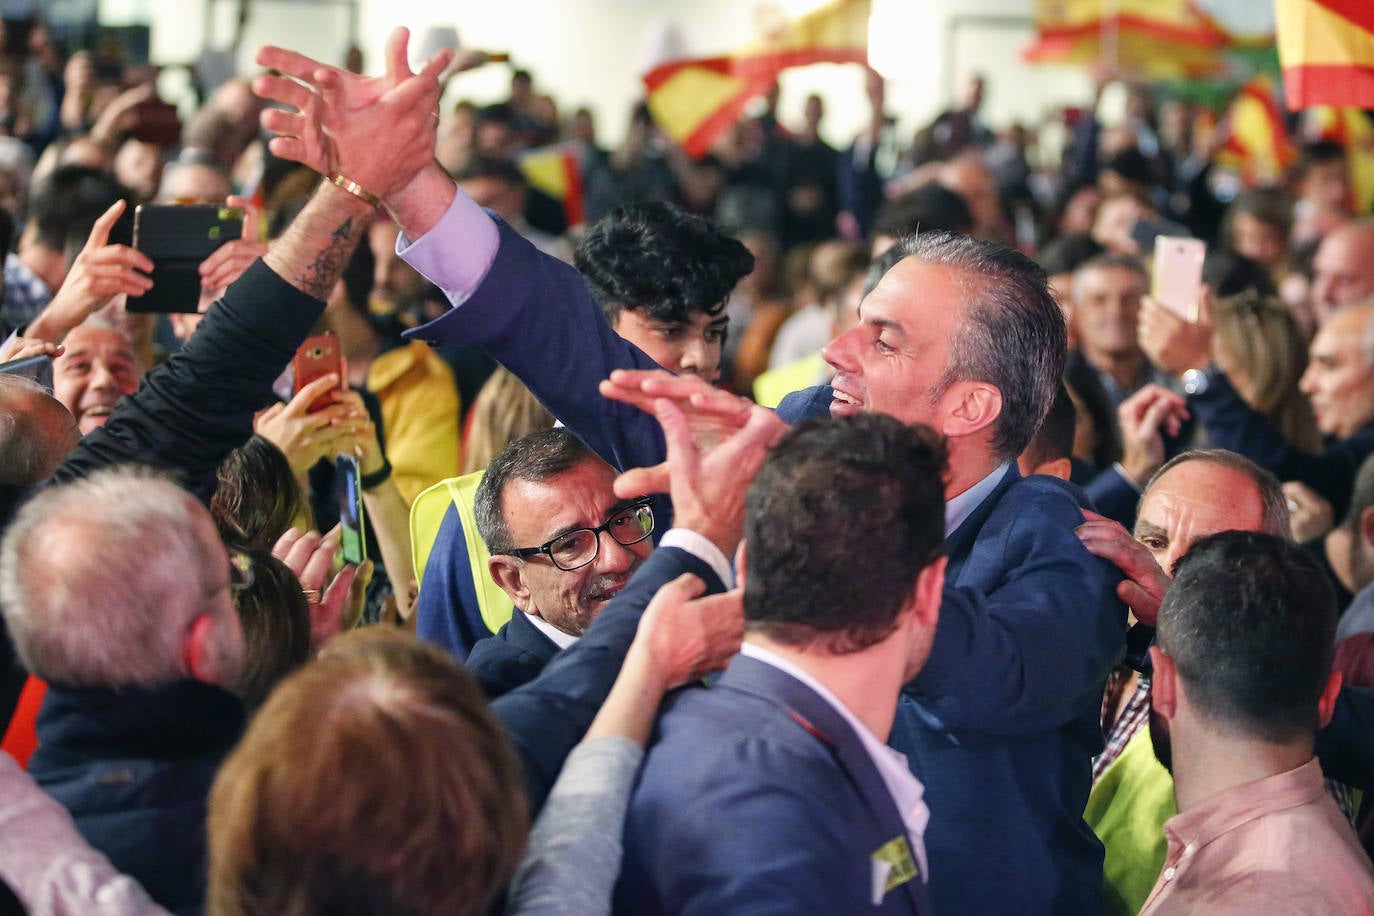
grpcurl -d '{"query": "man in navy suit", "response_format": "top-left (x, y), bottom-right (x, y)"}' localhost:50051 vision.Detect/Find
top-left (466, 428), bottom-right (655, 698)
top-left (617, 414), bottom-right (947, 915)
top-left (609, 232), bottom-right (1125, 912)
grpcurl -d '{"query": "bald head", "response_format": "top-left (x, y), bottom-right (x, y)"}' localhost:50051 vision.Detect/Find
top-left (0, 377), bottom-right (79, 486)
top-left (1312, 219), bottom-right (1374, 323)
top-left (939, 154), bottom-right (1000, 239)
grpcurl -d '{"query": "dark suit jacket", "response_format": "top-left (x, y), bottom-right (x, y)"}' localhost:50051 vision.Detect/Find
top-left (779, 386), bottom-right (1126, 915)
top-left (617, 655), bottom-right (931, 915)
top-left (467, 607), bottom-right (561, 698)
top-left (490, 546), bottom-right (724, 813)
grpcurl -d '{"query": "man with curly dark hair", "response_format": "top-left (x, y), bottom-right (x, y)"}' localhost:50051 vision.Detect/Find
top-left (575, 202), bottom-right (753, 382)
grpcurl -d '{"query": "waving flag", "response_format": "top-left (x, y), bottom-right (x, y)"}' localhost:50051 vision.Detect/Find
top-left (1025, 0), bottom-right (1233, 79)
top-left (643, 0), bottom-right (870, 157)
top-left (1276, 0), bottom-right (1374, 110)
top-left (1217, 76), bottom-right (1296, 184)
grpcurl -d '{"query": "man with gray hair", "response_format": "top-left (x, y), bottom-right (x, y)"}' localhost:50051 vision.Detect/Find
top-left (462, 427), bottom-right (654, 698)
top-left (0, 467), bottom-right (247, 913)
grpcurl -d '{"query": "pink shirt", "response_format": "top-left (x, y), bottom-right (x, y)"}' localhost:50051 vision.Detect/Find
top-left (1139, 758), bottom-right (1374, 914)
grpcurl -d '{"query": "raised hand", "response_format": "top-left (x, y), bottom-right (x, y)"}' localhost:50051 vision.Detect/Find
top-left (253, 27), bottom-right (453, 202)
top-left (604, 368), bottom-right (786, 554)
top-left (1117, 383), bottom-right (1189, 486)
top-left (253, 374), bottom-right (365, 478)
top-left (27, 200), bottom-right (153, 344)
top-left (1138, 292), bottom-right (1213, 376)
top-left (1076, 509), bottom-right (1169, 626)
top-left (198, 195), bottom-right (268, 296)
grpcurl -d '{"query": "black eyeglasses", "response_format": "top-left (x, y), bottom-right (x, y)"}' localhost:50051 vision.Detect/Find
top-left (508, 500), bottom-right (655, 571)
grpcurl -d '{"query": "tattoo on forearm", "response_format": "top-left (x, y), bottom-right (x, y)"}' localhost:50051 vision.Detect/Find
top-left (298, 217), bottom-right (358, 300)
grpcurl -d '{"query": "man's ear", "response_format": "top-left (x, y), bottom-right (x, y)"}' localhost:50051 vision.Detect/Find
top-left (733, 540), bottom-right (748, 591)
top-left (939, 381), bottom-right (1002, 441)
top-left (1149, 646), bottom-right (1177, 720)
top-left (488, 556), bottom-right (532, 612)
top-left (1318, 669), bottom-right (1343, 729)
top-left (182, 613), bottom-right (216, 684)
top-left (910, 555), bottom-right (946, 630)
top-left (1360, 507), bottom-right (1374, 549)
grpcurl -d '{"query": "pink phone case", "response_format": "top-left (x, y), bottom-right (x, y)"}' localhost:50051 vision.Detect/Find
top-left (1152, 236), bottom-right (1206, 323)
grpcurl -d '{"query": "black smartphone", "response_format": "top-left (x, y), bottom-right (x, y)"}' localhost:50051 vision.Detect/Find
top-left (336, 456), bottom-right (367, 566)
top-left (127, 204), bottom-right (243, 313)
top-left (0, 353), bottom-right (52, 388)
top-left (1129, 216), bottom-right (1192, 255)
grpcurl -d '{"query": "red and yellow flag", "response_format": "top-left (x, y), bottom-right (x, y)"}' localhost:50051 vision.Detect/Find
top-left (1276, 0), bottom-right (1374, 110)
top-left (1024, 0), bottom-right (1232, 79)
top-left (1306, 105), bottom-right (1374, 211)
top-left (1217, 76), bottom-right (1297, 185)
top-left (643, 0), bottom-right (870, 158)
top-left (520, 144), bottom-right (585, 227)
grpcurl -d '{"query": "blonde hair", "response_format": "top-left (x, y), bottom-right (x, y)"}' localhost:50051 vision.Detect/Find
top-left (1212, 292), bottom-right (1322, 454)
top-left (460, 366), bottom-right (554, 474)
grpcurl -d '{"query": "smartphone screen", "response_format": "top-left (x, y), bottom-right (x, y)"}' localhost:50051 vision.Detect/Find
top-left (1151, 236), bottom-right (1207, 323)
top-left (128, 204), bottom-right (243, 313)
top-left (336, 456), bottom-right (367, 566)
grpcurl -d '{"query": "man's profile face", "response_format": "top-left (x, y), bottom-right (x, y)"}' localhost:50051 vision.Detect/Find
top-left (821, 257), bottom-right (960, 429)
top-left (494, 458), bottom-right (653, 637)
top-left (1299, 307), bottom-right (1374, 439)
top-left (1311, 229), bottom-right (1374, 321)
top-left (51, 324), bottom-right (141, 435)
top-left (1072, 264), bottom-right (1146, 363)
top-left (1133, 461), bottom-right (1266, 575)
top-left (613, 308), bottom-right (727, 383)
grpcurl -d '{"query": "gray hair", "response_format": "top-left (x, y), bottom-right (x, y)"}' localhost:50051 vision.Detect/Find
top-left (0, 467), bottom-right (212, 687)
top-left (1145, 448), bottom-right (1291, 539)
top-left (0, 376), bottom-right (75, 486)
top-left (889, 232), bottom-right (1067, 460)
top-left (473, 428), bottom-right (597, 554)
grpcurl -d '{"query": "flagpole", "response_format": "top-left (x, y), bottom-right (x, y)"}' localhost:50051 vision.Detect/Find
top-left (1102, 0), bottom-right (1120, 75)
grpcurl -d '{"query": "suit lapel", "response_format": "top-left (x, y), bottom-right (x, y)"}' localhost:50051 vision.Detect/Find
top-left (720, 656), bottom-right (929, 913)
top-left (505, 610), bottom-right (562, 665)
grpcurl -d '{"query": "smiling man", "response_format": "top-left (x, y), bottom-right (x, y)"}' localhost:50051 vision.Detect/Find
top-left (773, 232), bottom-right (1126, 914)
top-left (465, 428), bottom-right (654, 697)
top-left (50, 321), bottom-right (141, 436)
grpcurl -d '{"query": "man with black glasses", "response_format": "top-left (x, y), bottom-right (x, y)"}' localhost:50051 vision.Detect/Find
top-left (465, 428), bottom-right (670, 697)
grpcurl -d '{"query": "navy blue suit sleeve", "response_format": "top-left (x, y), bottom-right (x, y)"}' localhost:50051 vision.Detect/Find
top-left (403, 218), bottom-right (667, 477)
top-left (492, 546), bottom-right (723, 812)
top-left (775, 385), bottom-right (833, 425)
top-left (54, 261), bottom-right (325, 503)
top-left (911, 479), bottom-right (1126, 735)
top-left (1083, 465), bottom-right (1141, 528)
top-left (1316, 685), bottom-right (1374, 791)
top-left (1191, 369), bottom-right (1374, 518)
top-left (415, 506), bottom-right (492, 662)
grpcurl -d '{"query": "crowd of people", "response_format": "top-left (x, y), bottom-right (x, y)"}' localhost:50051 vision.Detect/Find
top-left (1, 9), bottom-right (1374, 915)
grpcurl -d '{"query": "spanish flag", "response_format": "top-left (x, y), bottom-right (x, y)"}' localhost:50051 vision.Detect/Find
top-left (1276, 0), bottom-right (1374, 110)
top-left (643, 0), bottom-right (870, 158)
top-left (1024, 0), bottom-right (1232, 79)
top-left (1216, 76), bottom-right (1296, 185)
top-left (1306, 105), bottom-right (1374, 211)
top-left (520, 144), bottom-right (585, 227)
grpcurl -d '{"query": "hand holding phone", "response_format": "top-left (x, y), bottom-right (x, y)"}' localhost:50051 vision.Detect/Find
top-left (1151, 236), bottom-right (1207, 323)
top-left (293, 333), bottom-right (342, 411)
top-left (127, 204), bottom-right (243, 313)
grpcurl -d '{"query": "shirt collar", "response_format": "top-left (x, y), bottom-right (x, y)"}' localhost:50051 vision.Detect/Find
top-left (740, 642), bottom-right (929, 880)
top-left (523, 612), bottom-right (579, 650)
top-left (944, 462), bottom-right (1012, 537)
top-left (1163, 757), bottom-right (1326, 858)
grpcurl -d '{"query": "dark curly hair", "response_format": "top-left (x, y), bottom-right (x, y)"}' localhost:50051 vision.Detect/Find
top-left (574, 201), bottom-right (754, 325)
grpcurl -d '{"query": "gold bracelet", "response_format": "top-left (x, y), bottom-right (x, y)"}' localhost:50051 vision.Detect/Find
top-left (328, 173), bottom-right (381, 208)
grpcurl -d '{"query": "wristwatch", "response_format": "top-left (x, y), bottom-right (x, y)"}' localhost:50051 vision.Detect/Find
top-left (1181, 367), bottom-right (1212, 397)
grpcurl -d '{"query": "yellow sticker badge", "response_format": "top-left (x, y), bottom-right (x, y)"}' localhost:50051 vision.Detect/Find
top-left (870, 835), bottom-right (919, 903)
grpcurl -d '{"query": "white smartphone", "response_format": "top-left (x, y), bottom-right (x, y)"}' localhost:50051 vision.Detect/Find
top-left (1151, 236), bottom-right (1207, 323)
